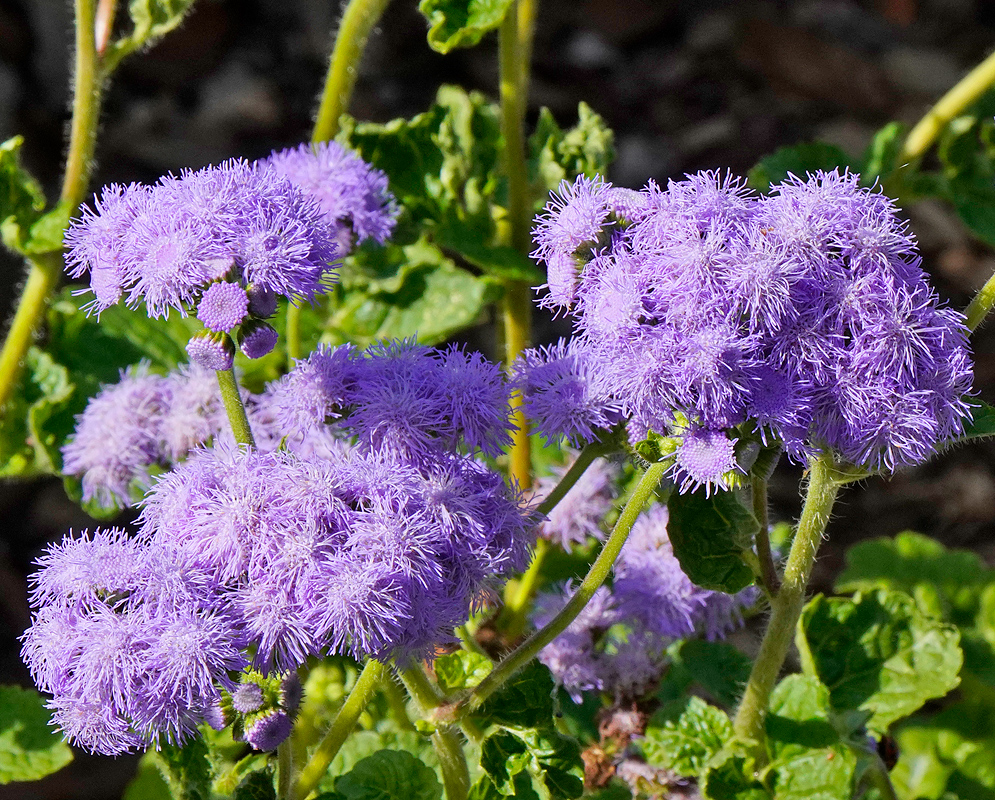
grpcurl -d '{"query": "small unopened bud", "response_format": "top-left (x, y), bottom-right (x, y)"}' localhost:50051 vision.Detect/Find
top-left (244, 709), bottom-right (292, 751)
top-left (246, 285), bottom-right (278, 318)
top-left (238, 321), bottom-right (279, 360)
top-left (197, 281), bottom-right (249, 332)
top-left (186, 330), bottom-right (235, 371)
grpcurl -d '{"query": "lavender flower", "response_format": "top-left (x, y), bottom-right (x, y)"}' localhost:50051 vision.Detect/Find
top-left (186, 331), bottom-right (235, 371)
top-left (534, 503), bottom-right (755, 701)
top-left (264, 141), bottom-right (398, 248)
top-left (197, 281), bottom-right (249, 332)
top-left (66, 159), bottom-right (340, 318)
top-left (61, 365), bottom-right (168, 507)
top-left (513, 339), bottom-right (620, 446)
top-left (532, 169), bottom-right (973, 482)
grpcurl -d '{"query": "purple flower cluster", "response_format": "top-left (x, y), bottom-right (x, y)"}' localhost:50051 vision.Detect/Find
top-left (62, 363), bottom-right (228, 507)
top-left (265, 141), bottom-right (398, 250)
top-left (33, 336), bottom-right (531, 754)
top-left (535, 505), bottom-right (755, 701)
top-left (525, 170), bottom-right (973, 482)
top-left (27, 439), bottom-right (531, 753)
top-left (263, 339), bottom-right (514, 461)
top-left (65, 145), bottom-right (396, 368)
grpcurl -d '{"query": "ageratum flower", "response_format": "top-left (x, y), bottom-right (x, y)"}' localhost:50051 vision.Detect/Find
top-left (264, 141), bottom-right (398, 249)
top-left (528, 169), bottom-right (973, 481)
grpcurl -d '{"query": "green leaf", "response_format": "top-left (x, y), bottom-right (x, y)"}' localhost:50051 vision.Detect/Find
top-left (669, 640), bottom-right (753, 708)
top-left (796, 590), bottom-right (963, 735)
top-left (666, 489), bottom-right (758, 593)
top-left (106, 0), bottom-right (197, 66)
top-left (330, 242), bottom-right (492, 346)
top-left (22, 201), bottom-right (72, 254)
top-left (124, 753), bottom-right (172, 800)
top-left (335, 750), bottom-right (442, 800)
top-left (0, 347), bottom-right (74, 478)
top-left (473, 662), bottom-right (555, 729)
top-left (233, 769), bottom-right (277, 800)
top-left (957, 400), bottom-right (995, 443)
top-left (480, 728), bottom-right (584, 800)
top-left (642, 697), bottom-right (733, 778)
top-left (527, 105), bottom-right (615, 195)
top-left (157, 739), bottom-right (213, 800)
top-left (700, 751), bottom-right (770, 800)
top-left (0, 685), bottom-right (73, 784)
top-left (891, 699), bottom-right (995, 800)
top-left (469, 774), bottom-right (541, 800)
top-left (418, 0), bottom-right (514, 53)
top-left (836, 531), bottom-right (993, 626)
top-left (764, 675), bottom-right (857, 800)
top-left (0, 135), bottom-right (46, 255)
top-left (747, 142), bottom-right (855, 191)
top-left (434, 651), bottom-right (493, 694)
top-left (859, 122), bottom-right (906, 183)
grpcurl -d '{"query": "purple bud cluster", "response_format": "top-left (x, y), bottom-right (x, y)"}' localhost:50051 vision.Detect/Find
top-left (524, 170), bottom-right (973, 482)
top-left (61, 363), bottom-right (228, 507)
top-left (535, 505), bottom-right (755, 701)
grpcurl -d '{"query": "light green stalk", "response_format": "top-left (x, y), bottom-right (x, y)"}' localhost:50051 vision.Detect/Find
top-left (215, 365), bottom-right (256, 448)
top-left (732, 455), bottom-right (842, 749)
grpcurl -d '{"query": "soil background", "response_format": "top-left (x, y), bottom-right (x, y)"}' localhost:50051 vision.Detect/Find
top-left (2, 0), bottom-right (995, 797)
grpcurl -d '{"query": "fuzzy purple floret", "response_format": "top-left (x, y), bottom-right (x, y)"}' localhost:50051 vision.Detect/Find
top-left (244, 709), bottom-right (292, 751)
top-left (513, 338), bottom-right (621, 446)
top-left (62, 363), bottom-right (229, 508)
top-left (197, 282), bottom-right (249, 332)
top-left (264, 141), bottom-right (398, 248)
top-left (186, 333), bottom-right (235, 371)
top-left (530, 169), bottom-right (974, 479)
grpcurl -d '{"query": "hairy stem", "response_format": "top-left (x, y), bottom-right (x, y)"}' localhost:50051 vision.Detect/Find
top-left (752, 477), bottom-right (780, 596)
top-left (312, 0), bottom-right (393, 144)
top-left (0, 0), bottom-right (103, 411)
top-left (285, 303), bottom-right (304, 363)
top-left (902, 48), bottom-right (995, 162)
top-left (498, 0), bottom-right (537, 491)
top-left (965, 270), bottom-right (995, 331)
top-left (456, 461), bottom-right (667, 716)
top-left (277, 740), bottom-right (294, 800)
top-left (216, 366), bottom-right (256, 448)
top-left (291, 660), bottom-right (387, 800)
top-left (732, 455), bottom-right (841, 749)
top-left (396, 666), bottom-right (470, 800)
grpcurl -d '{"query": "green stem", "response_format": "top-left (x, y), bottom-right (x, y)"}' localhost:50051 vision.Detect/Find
top-left (902, 48), bottom-right (995, 162)
top-left (311, 0), bottom-right (393, 144)
top-left (752, 477), bottom-right (780, 596)
top-left (0, 253), bottom-right (62, 410)
top-left (291, 660), bottom-right (387, 800)
top-left (732, 455), bottom-right (842, 749)
top-left (285, 304), bottom-right (303, 364)
top-left (455, 461), bottom-right (667, 717)
top-left (278, 740), bottom-right (294, 800)
top-left (965, 270), bottom-right (995, 331)
top-left (396, 666), bottom-right (470, 800)
top-left (864, 754), bottom-right (900, 800)
top-left (0, 0), bottom-right (103, 411)
top-left (498, 0), bottom-right (538, 492)
top-left (216, 365), bottom-right (256, 448)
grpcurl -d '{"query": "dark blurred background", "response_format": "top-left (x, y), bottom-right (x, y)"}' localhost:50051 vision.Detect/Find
top-left (3, 0), bottom-right (995, 796)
